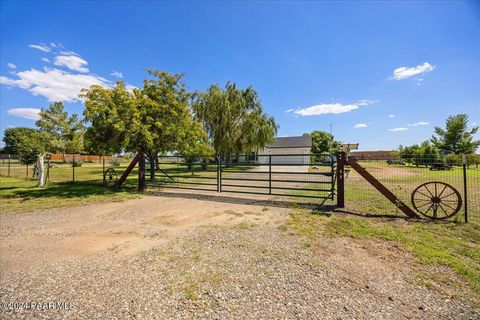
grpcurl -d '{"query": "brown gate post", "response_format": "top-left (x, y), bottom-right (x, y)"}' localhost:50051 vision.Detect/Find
top-left (336, 152), bottom-right (345, 208)
top-left (138, 152), bottom-right (146, 191)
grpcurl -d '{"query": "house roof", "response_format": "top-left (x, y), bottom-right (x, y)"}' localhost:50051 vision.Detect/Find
top-left (266, 136), bottom-right (312, 148)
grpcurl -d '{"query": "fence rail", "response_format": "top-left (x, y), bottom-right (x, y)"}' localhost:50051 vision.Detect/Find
top-left (1, 152), bottom-right (478, 223)
top-left (145, 153), bottom-right (336, 200)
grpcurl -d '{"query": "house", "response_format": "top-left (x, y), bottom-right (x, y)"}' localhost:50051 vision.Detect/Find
top-left (241, 136), bottom-right (312, 164)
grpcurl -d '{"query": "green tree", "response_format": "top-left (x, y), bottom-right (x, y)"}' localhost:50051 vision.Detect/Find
top-left (2, 127), bottom-right (48, 186)
top-left (399, 141), bottom-right (439, 166)
top-left (35, 102), bottom-right (84, 154)
top-left (192, 82), bottom-right (278, 158)
top-left (3, 127), bottom-right (39, 156)
top-left (82, 71), bottom-right (206, 174)
top-left (304, 130), bottom-right (340, 154)
top-left (431, 114), bottom-right (480, 154)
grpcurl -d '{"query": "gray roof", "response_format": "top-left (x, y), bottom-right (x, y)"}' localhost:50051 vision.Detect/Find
top-left (266, 136), bottom-right (312, 148)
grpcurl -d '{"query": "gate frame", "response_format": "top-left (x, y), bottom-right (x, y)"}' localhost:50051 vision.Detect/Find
top-left (136, 152), bottom-right (336, 200)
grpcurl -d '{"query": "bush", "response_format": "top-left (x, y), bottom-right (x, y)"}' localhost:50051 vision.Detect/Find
top-left (67, 158), bottom-right (84, 167)
top-left (110, 158), bottom-right (122, 167)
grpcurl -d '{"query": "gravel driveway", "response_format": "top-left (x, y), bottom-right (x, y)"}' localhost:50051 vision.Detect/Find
top-left (0, 193), bottom-right (478, 319)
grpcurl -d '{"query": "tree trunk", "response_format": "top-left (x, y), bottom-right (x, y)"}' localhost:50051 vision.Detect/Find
top-left (37, 154), bottom-right (45, 187)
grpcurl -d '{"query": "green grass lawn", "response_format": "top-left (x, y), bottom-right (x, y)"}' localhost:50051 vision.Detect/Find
top-left (287, 211), bottom-right (480, 304)
top-left (0, 175), bottom-right (140, 213)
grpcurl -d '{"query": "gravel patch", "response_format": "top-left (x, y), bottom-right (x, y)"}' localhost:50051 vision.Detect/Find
top-left (1, 222), bottom-right (478, 319)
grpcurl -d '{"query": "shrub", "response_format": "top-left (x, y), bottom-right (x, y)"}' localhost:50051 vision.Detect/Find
top-left (110, 158), bottom-right (122, 167)
top-left (67, 158), bottom-right (84, 167)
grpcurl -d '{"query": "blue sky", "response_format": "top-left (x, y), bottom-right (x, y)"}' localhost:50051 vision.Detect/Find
top-left (1, 1), bottom-right (479, 151)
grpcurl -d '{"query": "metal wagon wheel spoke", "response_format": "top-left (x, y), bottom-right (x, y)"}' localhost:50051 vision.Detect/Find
top-left (411, 182), bottom-right (462, 220)
top-left (104, 168), bottom-right (118, 188)
top-left (437, 184), bottom-right (448, 198)
top-left (415, 190), bottom-right (432, 199)
top-left (423, 184), bottom-right (435, 197)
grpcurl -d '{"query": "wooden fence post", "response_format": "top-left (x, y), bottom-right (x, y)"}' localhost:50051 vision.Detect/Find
top-left (336, 152), bottom-right (345, 208)
top-left (138, 152), bottom-right (146, 191)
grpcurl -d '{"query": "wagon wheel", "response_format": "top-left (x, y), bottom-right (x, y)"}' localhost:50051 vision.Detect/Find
top-left (104, 168), bottom-right (118, 188)
top-left (411, 182), bottom-right (462, 220)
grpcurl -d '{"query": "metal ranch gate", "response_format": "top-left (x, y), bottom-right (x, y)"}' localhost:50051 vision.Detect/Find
top-left (111, 151), bottom-right (468, 221)
top-left (144, 153), bottom-right (336, 200)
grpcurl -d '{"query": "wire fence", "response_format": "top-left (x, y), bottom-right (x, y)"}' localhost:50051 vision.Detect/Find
top-left (343, 154), bottom-right (479, 223)
top-left (0, 154), bottom-right (134, 186)
top-left (1, 153), bottom-right (478, 223)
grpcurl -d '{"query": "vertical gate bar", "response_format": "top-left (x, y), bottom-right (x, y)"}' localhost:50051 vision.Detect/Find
top-left (331, 155), bottom-right (334, 200)
top-left (462, 156), bottom-right (468, 223)
top-left (219, 156), bottom-right (222, 193)
top-left (72, 154), bottom-right (75, 182)
top-left (269, 155), bottom-right (272, 195)
top-left (216, 156), bottom-right (220, 192)
top-left (176, 156), bottom-right (179, 186)
top-left (8, 154), bottom-right (10, 177)
top-left (138, 152), bottom-right (146, 191)
top-left (336, 152), bottom-right (345, 208)
top-left (26, 164), bottom-right (28, 178)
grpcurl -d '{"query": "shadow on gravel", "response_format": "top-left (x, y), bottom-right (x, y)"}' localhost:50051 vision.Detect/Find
top-left (147, 190), bottom-right (336, 213)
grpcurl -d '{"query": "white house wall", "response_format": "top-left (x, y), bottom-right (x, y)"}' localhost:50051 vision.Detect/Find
top-left (258, 147), bottom-right (311, 164)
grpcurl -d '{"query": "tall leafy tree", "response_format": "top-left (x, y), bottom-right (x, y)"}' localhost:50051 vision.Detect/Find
top-left (192, 82), bottom-right (278, 157)
top-left (304, 130), bottom-right (340, 154)
top-left (82, 71), bottom-right (207, 172)
top-left (35, 102), bottom-right (84, 154)
top-left (431, 114), bottom-right (480, 154)
top-left (2, 127), bottom-right (48, 186)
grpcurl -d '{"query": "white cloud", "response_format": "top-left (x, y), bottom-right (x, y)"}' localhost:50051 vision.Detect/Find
top-left (29, 44), bottom-right (51, 52)
top-left (54, 55), bottom-right (89, 73)
top-left (7, 63), bottom-right (16, 69)
top-left (42, 58), bottom-right (50, 63)
top-left (354, 123), bottom-right (368, 129)
top-left (294, 103), bottom-right (359, 116)
top-left (408, 121), bottom-right (429, 127)
top-left (356, 99), bottom-right (376, 106)
top-left (7, 108), bottom-right (41, 120)
top-left (292, 99), bottom-right (375, 116)
top-left (285, 108), bottom-right (295, 113)
top-left (389, 114), bottom-right (395, 118)
top-left (390, 62), bottom-right (435, 80)
top-left (388, 127), bottom-right (408, 132)
top-left (1, 67), bottom-right (109, 102)
top-left (111, 70), bottom-right (123, 78)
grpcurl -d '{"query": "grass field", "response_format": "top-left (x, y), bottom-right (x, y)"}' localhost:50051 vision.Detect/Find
top-left (0, 162), bottom-right (141, 213)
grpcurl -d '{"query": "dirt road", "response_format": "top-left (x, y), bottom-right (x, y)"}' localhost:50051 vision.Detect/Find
top-left (0, 192), bottom-right (478, 319)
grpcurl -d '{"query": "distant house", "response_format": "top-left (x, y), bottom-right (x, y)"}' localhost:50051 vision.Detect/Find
top-left (241, 136), bottom-right (312, 164)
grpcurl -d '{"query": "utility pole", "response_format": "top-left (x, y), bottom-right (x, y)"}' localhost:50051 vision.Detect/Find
top-left (329, 124), bottom-right (332, 135)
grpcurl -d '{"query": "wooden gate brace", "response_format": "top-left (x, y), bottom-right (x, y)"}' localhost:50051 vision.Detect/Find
top-left (114, 151), bottom-right (145, 190)
top-left (336, 152), bottom-right (420, 218)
